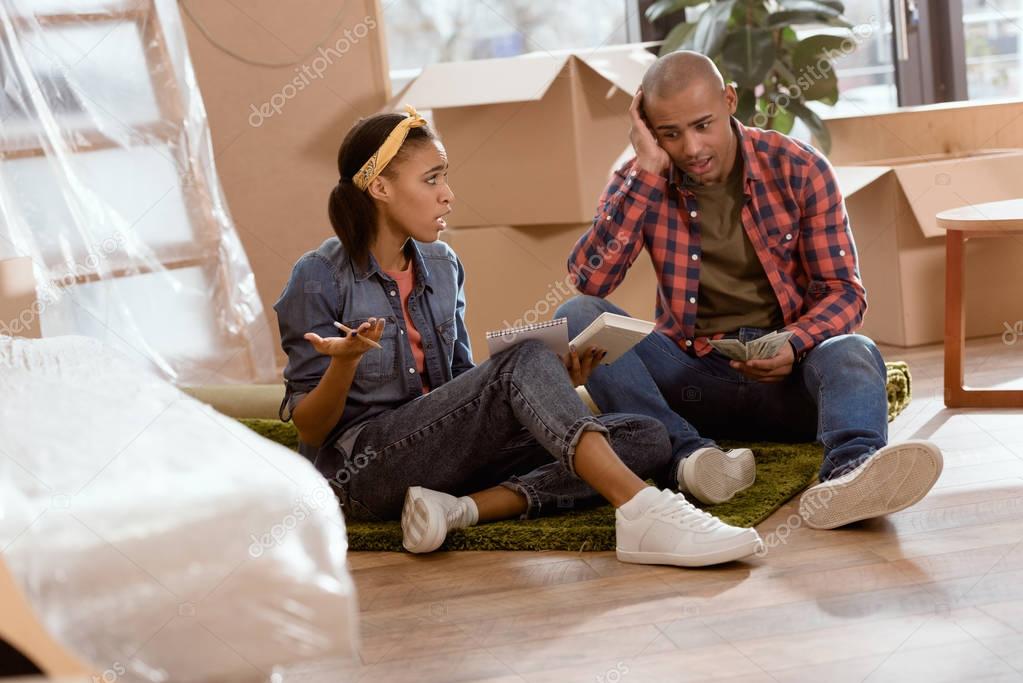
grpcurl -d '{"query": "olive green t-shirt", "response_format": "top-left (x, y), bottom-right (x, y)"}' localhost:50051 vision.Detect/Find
top-left (691, 155), bottom-right (784, 336)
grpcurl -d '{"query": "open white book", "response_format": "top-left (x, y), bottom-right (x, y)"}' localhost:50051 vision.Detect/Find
top-left (485, 313), bottom-right (655, 364)
top-left (571, 312), bottom-right (656, 364)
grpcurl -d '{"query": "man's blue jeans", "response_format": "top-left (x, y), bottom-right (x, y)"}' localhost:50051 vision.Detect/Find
top-left (555, 295), bottom-right (890, 481)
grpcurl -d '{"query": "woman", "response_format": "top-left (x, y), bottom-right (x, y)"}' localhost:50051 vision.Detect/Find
top-left (274, 106), bottom-right (761, 567)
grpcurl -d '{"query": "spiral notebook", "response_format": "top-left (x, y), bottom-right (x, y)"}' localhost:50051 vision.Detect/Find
top-left (485, 313), bottom-right (655, 363)
top-left (485, 318), bottom-right (569, 358)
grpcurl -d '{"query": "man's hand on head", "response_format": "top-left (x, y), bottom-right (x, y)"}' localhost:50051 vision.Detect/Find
top-left (629, 89), bottom-right (671, 177)
top-left (730, 341), bottom-right (796, 383)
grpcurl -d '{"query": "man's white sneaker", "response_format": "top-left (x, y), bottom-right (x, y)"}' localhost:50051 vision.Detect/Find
top-left (616, 488), bottom-right (763, 567)
top-left (678, 446), bottom-right (756, 504)
top-left (799, 440), bottom-right (943, 530)
top-left (401, 486), bottom-right (477, 553)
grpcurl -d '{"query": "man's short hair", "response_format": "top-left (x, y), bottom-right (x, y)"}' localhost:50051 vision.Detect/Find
top-left (641, 50), bottom-right (726, 100)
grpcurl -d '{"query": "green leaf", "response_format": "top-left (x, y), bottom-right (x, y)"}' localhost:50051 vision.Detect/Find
top-left (779, 0), bottom-right (846, 13)
top-left (659, 21), bottom-right (698, 55)
top-left (792, 34), bottom-right (851, 68)
top-left (785, 98), bottom-right (831, 153)
top-left (645, 0), bottom-right (709, 23)
top-left (780, 26), bottom-right (800, 50)
top-left (816, 90), bottom-right (839, 106)
top-left (795, 65), bottom-right (838, 101)
top-left (735, 87), bottom-right (757, 123)
top-left (790, 35), bottom-right (847, 101)
top-left (766, 5), bottom-right (852, 28)
top-left (684, 0), bottom-right (738, 56)
top-left (721, 27), bottom-right (776, 88)
top-left (761, 93), bottom-right (796, 134)
top-left (771, 105), bottom-right (796, 135)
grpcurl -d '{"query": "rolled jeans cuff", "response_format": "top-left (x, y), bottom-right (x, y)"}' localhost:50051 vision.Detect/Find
top-left (562, 416), bottom-right (609, 476)
top-left (499, 479), bottom-right (541, 520)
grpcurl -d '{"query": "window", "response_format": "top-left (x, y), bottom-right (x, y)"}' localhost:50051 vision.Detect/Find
top-left (382, 0), bottom-right (628, 85)
top-left (963, 0), bottom-right (1023, 99)
top-left (805, 0), bottom-right (898, 116)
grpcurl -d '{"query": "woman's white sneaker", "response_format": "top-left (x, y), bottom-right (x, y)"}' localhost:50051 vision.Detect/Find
top-left (401, 486), bottom-right (477, 553)
top-left (678, 446), bottom-right (757, 504)
top-left (799, 440), bottom-right (943, 529)
top-left (616, 488), bottom-right (763, 567)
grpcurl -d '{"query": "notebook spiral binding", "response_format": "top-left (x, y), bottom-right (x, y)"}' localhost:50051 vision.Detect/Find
top-left (485, 318), bottom-right (565, 339)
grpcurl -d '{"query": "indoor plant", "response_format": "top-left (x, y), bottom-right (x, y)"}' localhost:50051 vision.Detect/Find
top-left (646, 0), bottom-right (859, 152)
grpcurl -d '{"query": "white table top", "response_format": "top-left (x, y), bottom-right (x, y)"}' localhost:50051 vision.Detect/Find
top-left (936, 198), bottom-right (1023, 231)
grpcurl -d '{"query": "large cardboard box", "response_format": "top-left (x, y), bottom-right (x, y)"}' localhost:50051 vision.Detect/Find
top-left (442, 224), bottom-right (658, 360)
top-left (183, 0), bottom-right (391, 371)
top-left (829, 100), bottom-right (1023, 347)
top-left (403, 45), bottom-right (655, 228)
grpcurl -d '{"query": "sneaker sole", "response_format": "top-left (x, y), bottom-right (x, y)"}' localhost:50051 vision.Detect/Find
top-left (401, 486), bottom-right (446, 553)
top-left (615, 532), bottom-right (763, 568)
top-left (799, 441), bottom-right (943, 530)
top-left (683, 448), bottom-right (756, 505)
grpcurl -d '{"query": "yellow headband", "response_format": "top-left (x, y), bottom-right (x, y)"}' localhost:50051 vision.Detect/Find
top-left (353, 104), bottom-right (428, 191)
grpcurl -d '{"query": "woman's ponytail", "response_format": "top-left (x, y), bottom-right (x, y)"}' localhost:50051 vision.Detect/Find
top-left (328, 176), bottom-right (376, 268)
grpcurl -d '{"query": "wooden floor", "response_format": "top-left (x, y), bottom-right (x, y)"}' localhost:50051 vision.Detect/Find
top-left (331, 336), bottom-right (1023, 682)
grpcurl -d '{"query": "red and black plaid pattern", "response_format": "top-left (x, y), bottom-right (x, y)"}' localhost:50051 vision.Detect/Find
top-left (568, 118), bottom-right (866, 357)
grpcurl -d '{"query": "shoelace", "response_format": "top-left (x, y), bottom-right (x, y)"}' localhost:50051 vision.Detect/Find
top-left (651, 492), bottom-right (724, 531)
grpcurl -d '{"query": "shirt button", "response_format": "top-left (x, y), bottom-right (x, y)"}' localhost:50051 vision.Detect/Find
top-left (689, 296), bottom-right (696, 304)
top-left (389, 290), bottom-right (397, 297)
top-left (400, 329), bottom-right (405, 335)
top-left (839, 249), bottom-right (846, 256)
top-left (685, 340), bottom-right (693, 347)
top-left (605, 215), bottom-right (612, 221)
top-left (689, 210), bottom-right (697, 218)
top-left (785, 233), bottom-right (792, 240)
top-left (691, 253), bottom-right (699, 261)
top-left (408, 368), bottom-right (415, 374)
top-left (630, 170), bottom-right (637, 177)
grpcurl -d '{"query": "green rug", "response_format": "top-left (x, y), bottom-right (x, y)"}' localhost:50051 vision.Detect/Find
top-left (239, 361), bottom-right (911, 551)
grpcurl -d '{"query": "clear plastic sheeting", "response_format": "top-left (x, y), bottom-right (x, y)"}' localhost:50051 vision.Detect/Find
top-left (0, 0), bottom-right (275, 384)
top-left (0, 335), bottom-right (359, 681)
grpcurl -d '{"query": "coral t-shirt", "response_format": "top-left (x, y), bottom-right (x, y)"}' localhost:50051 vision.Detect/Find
top-left (384, 264), bottom-right (428, 392)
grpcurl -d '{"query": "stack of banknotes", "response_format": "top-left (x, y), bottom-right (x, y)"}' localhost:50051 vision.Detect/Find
top-left (708, 330), bottom-right (794, 362)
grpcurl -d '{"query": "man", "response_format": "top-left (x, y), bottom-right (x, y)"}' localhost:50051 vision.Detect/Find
top-left (555, 51), bottom-right (942, 530)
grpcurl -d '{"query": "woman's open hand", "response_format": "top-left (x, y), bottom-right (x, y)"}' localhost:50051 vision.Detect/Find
top-left (304, 318), bottom-right (385, 361)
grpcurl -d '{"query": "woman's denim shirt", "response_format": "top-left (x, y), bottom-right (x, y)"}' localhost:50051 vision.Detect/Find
top-left (274, 237), bottom-right (474, 463)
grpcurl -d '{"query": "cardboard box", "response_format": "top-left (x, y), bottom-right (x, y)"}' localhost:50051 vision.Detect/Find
top-left (441, 224), bottom-right (658, 360)
top-left (403, 45), bottom-right (655, 228)
top-left (183, 0), bottom-right (391, 372)
top-left (0, 256), bottom-right (41, 339)
top-left (828, 100), bottom-right (1023, 347)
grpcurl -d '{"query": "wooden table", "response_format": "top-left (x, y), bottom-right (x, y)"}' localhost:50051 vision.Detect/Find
top-left (937, 198), bottom-right (1023, 408)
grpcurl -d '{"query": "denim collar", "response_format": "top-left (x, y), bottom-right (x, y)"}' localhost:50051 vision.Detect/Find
top-left (670, 116), bottom-right (762, 199)
top-left (352, 239), bottom-right (433, 293)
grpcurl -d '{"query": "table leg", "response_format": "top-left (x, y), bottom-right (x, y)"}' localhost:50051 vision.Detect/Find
top-left (944, 230), bottom-right (966, 407)
top-left (943, 229), bottom-right (1023, 408)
